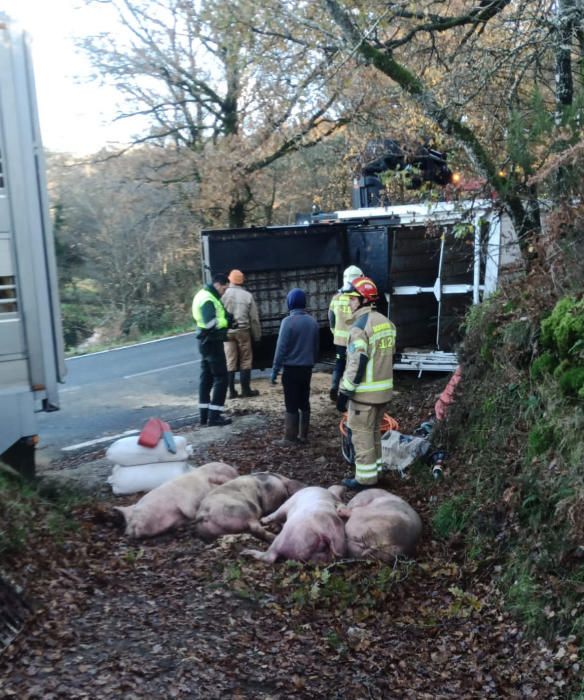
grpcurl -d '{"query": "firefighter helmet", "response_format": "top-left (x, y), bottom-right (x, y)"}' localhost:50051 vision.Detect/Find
top-left (343, 265), bottom-right (363, 287)
top-left (348, 276), bottom-right (378, 303)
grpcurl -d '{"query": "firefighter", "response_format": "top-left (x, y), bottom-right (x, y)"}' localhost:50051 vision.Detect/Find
top-left (336, 277), bottom-right (396, 489)
top-left (192, 273), bottom-right (235, 427)
top-left (328, 265), bottom-right (364, 402)
top-left (222, 269), bottom-right (262, 398)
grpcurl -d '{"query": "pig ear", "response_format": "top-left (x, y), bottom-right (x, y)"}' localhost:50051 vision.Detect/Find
top-left (209, 475), bottom-right (230, 485)
top-left (328, 484), bottom-right (346, 499)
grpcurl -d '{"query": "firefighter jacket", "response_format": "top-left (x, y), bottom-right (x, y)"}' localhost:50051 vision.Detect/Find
top-left (328, 291), bottom-right (354, 347)
top-left (192, 284), bottom-right (229, 342)
top-left (340, 306), bottom-right (396, 405)
top-left (222, 284), bottom-right (262, 341)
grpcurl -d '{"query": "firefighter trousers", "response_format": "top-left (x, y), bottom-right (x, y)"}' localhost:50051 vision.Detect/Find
top-left (347, 401), bottom-right (387, 485)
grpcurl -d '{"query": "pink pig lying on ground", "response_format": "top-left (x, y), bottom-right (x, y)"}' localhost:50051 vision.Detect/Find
top-left (194, 472), bottom-right (305, 543)
top-left (242, 485), bottom-right (347, 564)
top-left (114, 462), bottom-right (239, 538)
top-left (337, 488), bottom-right (422, 561)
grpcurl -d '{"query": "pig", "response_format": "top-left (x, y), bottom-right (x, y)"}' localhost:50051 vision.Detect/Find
top-left (194, 472), bottom-right (305, 543)
top-left (337, 488), bottom-right (422, 561)
top-left (242, 486), bottom-right (347, 564)
top-left (114, 462), bottom-right (239, 538)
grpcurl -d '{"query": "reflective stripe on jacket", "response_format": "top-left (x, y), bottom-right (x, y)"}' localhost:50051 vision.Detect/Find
top-left (192, 286), bottom-right (228, 332)
top-left (328, 291), bottom-right (354, 347)
top-left (340, 306), bottom-right (396, 404)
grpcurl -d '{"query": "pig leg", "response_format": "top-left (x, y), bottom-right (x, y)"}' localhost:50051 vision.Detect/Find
top-left (241, 547), bottom-right (279, 563)
top-left (336, 506), bottom-right (352, 519)
top-left (260, 500), bottom-right (291, 526)
top-left (247, 519), bottom-right (276, 543)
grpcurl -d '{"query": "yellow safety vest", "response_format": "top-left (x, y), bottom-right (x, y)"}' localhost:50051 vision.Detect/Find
top-left (192, 287), bottom-right (228, 331)
top-left (329, 292), bottom-right (354, 347)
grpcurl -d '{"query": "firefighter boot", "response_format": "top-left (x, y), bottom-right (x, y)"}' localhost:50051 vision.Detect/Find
top-left (199, 407), bottom-right (209, 426)
top-left (298, 410), bottom-right (310, 443)
top-left (207, 409), bottom-right (232, 427)
top-left (228, 372), bottom-right (239, 399)
top-left (240, 369), bottom-right (259, 397)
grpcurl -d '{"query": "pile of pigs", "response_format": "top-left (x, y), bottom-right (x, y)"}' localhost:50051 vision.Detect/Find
top-left (114, 462), bottom-right (422, 565)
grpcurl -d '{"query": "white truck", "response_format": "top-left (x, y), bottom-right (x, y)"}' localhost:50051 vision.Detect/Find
top-left (0, 15), bottom-right (65, 476)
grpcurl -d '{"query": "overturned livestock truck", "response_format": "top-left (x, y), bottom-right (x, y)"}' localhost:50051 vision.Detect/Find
top-left (0, 16), bottom-right (65, 476)
top-left (200, 200), bottom-right (519, 373)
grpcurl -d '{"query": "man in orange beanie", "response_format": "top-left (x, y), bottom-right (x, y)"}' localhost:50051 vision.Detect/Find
top-left (222, 269), bottom-right (262, 398)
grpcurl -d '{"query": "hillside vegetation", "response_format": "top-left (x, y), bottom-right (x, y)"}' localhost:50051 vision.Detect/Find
top-left (436, 199), bottom-right (584, 644)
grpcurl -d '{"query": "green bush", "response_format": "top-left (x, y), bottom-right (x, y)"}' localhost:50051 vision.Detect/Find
top-left (530, 351), bottom-right (555, 380)
top-left (558, 366), bottom-right (584, 398)
top-left (540, 297), bottom-right (584, 359)
top-left (61, 303), bottom-right (94, 349)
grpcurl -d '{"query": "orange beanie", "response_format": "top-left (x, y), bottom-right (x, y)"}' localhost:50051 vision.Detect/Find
top-left (228, 269), bottom-right (245, 284)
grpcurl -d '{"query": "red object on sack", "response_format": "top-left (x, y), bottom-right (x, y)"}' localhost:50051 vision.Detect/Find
top-left (138, 417), bottom-right (163, 448)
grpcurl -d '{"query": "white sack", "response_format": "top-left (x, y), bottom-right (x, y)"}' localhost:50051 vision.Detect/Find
top-left (107, 462), bottom-right (192, 495)
top-left (105, 435), bottom-right (190, 466)
top-left (380, 430), bottom-right (431, 475)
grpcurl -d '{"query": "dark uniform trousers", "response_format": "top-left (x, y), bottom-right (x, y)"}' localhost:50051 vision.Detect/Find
top-left (198, 338), bottom-right (228, 409)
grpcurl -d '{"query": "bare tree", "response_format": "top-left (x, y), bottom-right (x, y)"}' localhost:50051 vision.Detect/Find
top-left (83, 0), bottom-right (360, 226)
top-left (259, 0), bottom-right (584, 263)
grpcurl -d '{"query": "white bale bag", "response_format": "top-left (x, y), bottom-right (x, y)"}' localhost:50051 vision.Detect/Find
top-left (105, 435), bottom-right (190, 466)
top-left (380, 430), bottom-right (431, 476)
top-left (107, 462), bottom-right (192, 495)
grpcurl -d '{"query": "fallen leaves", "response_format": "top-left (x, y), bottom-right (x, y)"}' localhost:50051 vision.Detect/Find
top-left (0, 374), bottom-right (581, 697)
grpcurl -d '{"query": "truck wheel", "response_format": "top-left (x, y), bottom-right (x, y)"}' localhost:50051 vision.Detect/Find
top-left (1, 437), bottom-right (36, 480)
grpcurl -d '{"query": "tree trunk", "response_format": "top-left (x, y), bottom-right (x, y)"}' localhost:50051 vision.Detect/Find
top-left (323, 0), bottom-right (540, 265)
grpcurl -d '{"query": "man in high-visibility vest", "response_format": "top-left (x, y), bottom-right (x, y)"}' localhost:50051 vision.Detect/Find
top-left (328, 265), bottom-right (363, 403)
top-left (336, 276), bottom-right (396, 489)
top-left (192, 273), bottom-right (234, 427)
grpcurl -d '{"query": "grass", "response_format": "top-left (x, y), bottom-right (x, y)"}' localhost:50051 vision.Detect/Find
top-left (0, 472), bottom-right (86, 558)
top-left (432, 287), bottom-right (584, 642)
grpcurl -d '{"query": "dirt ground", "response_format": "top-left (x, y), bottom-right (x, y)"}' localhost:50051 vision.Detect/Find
top-left (0, 372), bottom-right (580, 698)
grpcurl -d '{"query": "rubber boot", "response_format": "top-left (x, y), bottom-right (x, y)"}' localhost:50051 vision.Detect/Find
top-left (240, 369), bottom-right (259, 397)
top-left (228, 372), bottom-right (239, 399)
top-left (276, 412), bottom-right (299, 445)
top-left (207, 409), bottom-right (232, 427)
top-left (298, 410), bottom-right (310, 443)
top-left (199, 407), bottom-right (209, 426)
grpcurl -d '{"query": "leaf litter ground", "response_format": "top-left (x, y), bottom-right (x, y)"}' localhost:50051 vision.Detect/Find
top-left (0, 373), bottom-right (580, 698)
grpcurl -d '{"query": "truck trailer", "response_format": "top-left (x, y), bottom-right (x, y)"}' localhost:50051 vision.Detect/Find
top-left (0, 15), bottom-right (65, 476)
top-left (201, 198), bottom-right (520, 373)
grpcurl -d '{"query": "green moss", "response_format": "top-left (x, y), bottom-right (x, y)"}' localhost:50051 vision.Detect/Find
top-left (530, 351), bottom-right (555, 380)
top-left (558, 366), bottom-right (584, 398)
top-left (527, 423), bottom-right (556, 456)
top-left (540, 297), bottom-right (584, 359)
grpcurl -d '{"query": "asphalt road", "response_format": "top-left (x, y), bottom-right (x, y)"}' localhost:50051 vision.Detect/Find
top-left (37, 333), bottom-right (202, 462)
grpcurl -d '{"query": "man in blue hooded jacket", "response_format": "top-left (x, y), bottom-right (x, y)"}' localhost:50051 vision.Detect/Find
top-left (271, 288), bottom-right (319, 443)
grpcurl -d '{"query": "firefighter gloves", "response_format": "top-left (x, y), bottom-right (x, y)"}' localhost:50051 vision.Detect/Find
top-left (336, 392), bottom-right (349, 413)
